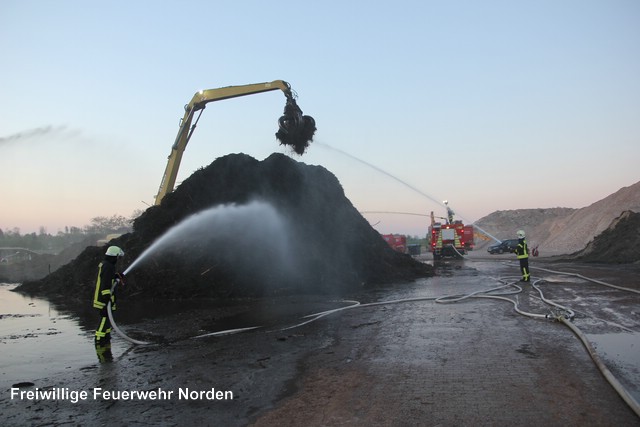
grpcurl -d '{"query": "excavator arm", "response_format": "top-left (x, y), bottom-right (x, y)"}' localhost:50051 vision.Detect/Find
top-left (154, 80), bottom-right (315, 205)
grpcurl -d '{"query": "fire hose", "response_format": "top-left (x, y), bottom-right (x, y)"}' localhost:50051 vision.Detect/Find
top-left (299, 273), bottom-right (639, 418)
top-left (106, 266), bottom-right (640, 417)
top-left (107, 279), bottom-right (151, 346)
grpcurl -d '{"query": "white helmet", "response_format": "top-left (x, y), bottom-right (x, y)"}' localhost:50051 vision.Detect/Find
top-left (516, 230), bottom-right (525, 239)
top-left (105, 246), bottom-right (125, 257)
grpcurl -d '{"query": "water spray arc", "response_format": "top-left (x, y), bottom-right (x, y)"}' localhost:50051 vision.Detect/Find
top-left (360, 211), bottom-right (430, 218)
top-left (317, 142), bottom-right (501, 243)
top-left (110, 200), bottom-right (296, 346)
top-left (123, 200), bottom-right (293, 276)
top-left (317, 142), bottom-right (445, 208)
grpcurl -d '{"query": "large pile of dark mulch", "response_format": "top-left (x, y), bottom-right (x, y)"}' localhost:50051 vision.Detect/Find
top-left (17, 153), bottom-right (432, 303)
top-left (573, 210), bottom-right (640, 264)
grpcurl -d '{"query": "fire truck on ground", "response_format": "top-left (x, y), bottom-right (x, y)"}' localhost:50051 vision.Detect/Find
top-left (382, 234), bottom-right (407, 253)
top-left (428, 202), bottom-right (474, 260)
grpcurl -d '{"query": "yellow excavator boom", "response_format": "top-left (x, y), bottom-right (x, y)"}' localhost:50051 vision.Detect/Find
top-left (155, 80), bottom-right (298, 205)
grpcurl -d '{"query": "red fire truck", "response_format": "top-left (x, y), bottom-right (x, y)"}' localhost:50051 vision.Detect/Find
top-left (382, 234), bottom-right (407, 253)
top-left (428, 203), bottom-right (474, 260)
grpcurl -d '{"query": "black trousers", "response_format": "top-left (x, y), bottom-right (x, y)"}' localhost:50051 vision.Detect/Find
top-left (519, 258), bottom-right (530, 282)
top-left (95, 307), bottom-right (112, 342)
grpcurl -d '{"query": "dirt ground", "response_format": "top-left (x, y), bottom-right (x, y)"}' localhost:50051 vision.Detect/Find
top-left (2, 256), bottom-right (639, 426)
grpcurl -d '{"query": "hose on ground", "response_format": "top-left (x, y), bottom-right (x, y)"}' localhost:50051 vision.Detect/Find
top-left (438, 270), bottom-right (639, 417)
top-left (106, 281), bottom-right (152, 346)
top-left (197, 268), bottom-right (639, 418)
top-left (530, 265), bottom-right (640, 295)
top-left (110, 263), bottom-right (640, 417)
top-left (559, 316), bottom-right (640, 417)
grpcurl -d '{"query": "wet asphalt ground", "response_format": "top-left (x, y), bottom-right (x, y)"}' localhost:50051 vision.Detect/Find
top-left (2, 254), bottom-right (639, 426)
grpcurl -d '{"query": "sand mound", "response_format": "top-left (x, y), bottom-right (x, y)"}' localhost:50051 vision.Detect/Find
top-left (475, 181), bottom-right (640, 256)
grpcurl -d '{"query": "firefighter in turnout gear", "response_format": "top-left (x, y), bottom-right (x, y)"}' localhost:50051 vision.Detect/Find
top-left (93, 246), bottom-right (125, 347)
top-left (515, 230), bottom-right (530, 282)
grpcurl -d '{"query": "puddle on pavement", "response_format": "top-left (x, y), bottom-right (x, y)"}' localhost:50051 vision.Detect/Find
top-left (541, 274), bottom-right (589, 284)
top-left (0, 283), bottom-right (99, 386)
top-left (588, 331), bottom-right (640, 368)
top-left (587, 331), bottom-right (640, 401)
top-left (0, 283), bottom-right (362, 386)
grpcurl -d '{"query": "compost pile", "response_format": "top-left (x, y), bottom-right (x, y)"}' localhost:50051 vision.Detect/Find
top-left (572, 210), bottom-right (640, 264)
top-left (17, 153), bottom-right (432, 303)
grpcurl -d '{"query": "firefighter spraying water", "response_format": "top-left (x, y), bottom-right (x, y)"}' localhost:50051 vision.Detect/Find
top-left (93, 245), bottom-right (126, 358)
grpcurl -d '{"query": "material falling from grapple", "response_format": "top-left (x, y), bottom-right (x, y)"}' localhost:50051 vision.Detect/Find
top-left (276, 97), bottom-right (316, 155)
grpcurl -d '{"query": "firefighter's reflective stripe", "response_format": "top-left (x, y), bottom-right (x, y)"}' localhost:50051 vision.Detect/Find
top-left (93, 262), bottom-right (105, 309)
top-left (93, 262), bottom-right (114, 309)
top-left (95, 316), bottom-right (111, 339)
top-left (521, 266), bottom-right (530, 281)
top-left (516, 240), bottom-right (529, 259)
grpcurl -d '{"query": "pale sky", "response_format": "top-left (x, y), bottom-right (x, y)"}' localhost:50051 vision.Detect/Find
top-left (1, 0), bottom-right (639, 237)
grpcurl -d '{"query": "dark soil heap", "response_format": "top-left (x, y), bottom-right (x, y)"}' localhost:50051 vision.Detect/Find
top-left (17, 153), bottom-right (432, 303)
top-left (572, 210), bottom-right (640, 264)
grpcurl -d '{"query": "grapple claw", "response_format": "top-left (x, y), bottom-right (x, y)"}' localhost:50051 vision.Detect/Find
top-left (276, 97), bottom-right (316, 155)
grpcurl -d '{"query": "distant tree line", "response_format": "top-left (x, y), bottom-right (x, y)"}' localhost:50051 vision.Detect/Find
top-left (0, 212), bottom-right (141, 254)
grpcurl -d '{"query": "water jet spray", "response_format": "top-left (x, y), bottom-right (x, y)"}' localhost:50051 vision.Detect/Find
top-left (125, 200), bottom-right (294, 276)
top-left (317, 141), bottom-right (501, 243)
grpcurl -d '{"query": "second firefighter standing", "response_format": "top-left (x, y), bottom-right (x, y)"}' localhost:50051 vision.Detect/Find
top-left (515, 230), bottom-right (530, 282)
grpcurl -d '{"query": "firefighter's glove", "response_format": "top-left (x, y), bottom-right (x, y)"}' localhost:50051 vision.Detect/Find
top-left (115, 273), bottom-right (126, 287)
